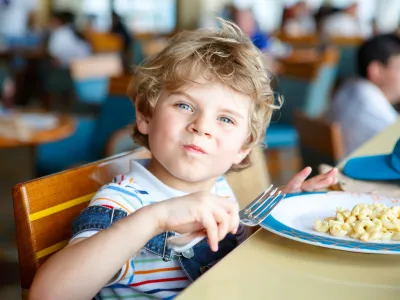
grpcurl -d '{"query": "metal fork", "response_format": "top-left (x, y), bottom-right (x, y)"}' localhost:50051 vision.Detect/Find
top-left (166, 184), bottom-right (286, 253)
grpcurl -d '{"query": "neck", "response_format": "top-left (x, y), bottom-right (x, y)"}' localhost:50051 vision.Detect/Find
top-left (146, 158), bottom-right (217, 193)
top-left (368, 80), bottom-right (395, 104)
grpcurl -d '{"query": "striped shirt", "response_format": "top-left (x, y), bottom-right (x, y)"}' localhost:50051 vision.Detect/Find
top-left (71, 159), bottom-right (241, 300)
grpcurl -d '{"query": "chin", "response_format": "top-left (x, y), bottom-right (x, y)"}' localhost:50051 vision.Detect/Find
top-left (173, 169), bottom-right (211, 183)
top-left (171, 164), bottom-right (229, 183)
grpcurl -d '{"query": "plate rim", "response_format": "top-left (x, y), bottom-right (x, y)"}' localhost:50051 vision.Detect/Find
top-left (261, 191), bottom-right (400, 255)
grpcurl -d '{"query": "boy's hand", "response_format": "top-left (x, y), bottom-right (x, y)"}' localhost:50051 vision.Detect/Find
top-left (154, 192), bottom-right (240, 252)
top-left (281, 166), bottom-right (338, 194)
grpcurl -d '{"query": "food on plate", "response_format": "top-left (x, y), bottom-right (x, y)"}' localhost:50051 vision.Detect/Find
top-left (314, 203), bottom-right (400, 242)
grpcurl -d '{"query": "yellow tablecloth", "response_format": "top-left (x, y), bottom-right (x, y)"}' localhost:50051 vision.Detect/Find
top-left (177, 119), bottom-right (400, 300)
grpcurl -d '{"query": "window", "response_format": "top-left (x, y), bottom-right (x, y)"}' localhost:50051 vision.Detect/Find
top-left (115, 0), bottom-right (176, 34)
top-left (81, 0), bottom-right (177, 34)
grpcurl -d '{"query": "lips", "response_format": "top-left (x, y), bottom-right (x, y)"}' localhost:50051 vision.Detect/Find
top-left (183, 144), bottom-right (207, 154)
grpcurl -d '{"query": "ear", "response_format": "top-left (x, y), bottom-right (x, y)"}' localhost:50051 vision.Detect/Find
top-left (367, 61), bottom-right (383, 83)
top-left (135, 94), bottom-right (151, 135)
top-left (233, 147), bottom-right (252, 165)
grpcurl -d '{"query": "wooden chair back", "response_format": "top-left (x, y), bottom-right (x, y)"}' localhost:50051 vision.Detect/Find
top-left (12, 149), bottom-right (150, 298)
top-left (84, 31), bottom-right (124, 53)
top-left (293, 110), bottom-right (345, 171)
top-left (278, 47), bottom-right (339, 80)
top-left (328, 36), bottom-right (365, 80)
top-left (275, 47), bottom-right (339, 124)
top-left (272, 31), bottom-right (320, 47)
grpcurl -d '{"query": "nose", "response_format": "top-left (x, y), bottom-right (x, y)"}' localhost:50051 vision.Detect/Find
top-left (187, 113), bottom-right (212, 137)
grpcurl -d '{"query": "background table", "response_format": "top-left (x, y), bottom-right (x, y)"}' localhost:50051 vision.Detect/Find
top-left (0, 114), bottom-right (76, 181)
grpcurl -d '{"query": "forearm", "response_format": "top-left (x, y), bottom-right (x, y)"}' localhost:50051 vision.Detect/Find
top-left (30, 205), bottom-right (161, 300)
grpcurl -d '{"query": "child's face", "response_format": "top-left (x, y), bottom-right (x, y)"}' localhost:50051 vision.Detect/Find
top-left (137, 76), bottom-right (252, 187)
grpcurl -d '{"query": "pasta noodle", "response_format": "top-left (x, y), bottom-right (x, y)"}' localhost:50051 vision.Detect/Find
top-left (314, 203), bottom-right (400, 242)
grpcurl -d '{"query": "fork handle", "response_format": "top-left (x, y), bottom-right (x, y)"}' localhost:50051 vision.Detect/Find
top-left (166, 231), bottom-right (206, 253)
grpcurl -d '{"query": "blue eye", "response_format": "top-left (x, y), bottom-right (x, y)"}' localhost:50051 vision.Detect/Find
top-left (177, 103), bottom-right (192, 111)
top-left (218, 116), bottom-right (234, 124)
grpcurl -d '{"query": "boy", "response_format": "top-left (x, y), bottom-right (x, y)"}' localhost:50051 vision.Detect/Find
top-left (30, 20), bottom-right (336, 300)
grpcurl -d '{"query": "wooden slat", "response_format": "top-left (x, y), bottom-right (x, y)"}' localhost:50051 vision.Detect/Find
top-left (329, 36), bottom-right (365, 46)
top-left (31, 202), bottom-right (90, 253)
top-left (278, 47), bottom-right (339, 80)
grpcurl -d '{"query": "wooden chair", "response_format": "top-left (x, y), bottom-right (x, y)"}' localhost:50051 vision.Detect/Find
top-left (293, 110), bottom-right (345, 174)
top-left (271, 31), bottom-right (320, 47)
top-left (276, 47), bottom-right (339, 123)
top-left (13, 147), bottom-right (271, 299)
top-left (84, 31), bottom-right (124, 53)
top-left (328, 36), bottom-right (365, 81)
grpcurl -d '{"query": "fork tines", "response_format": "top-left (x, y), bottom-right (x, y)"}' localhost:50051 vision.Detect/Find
top-left (244, 184), bottom-right (286, 221)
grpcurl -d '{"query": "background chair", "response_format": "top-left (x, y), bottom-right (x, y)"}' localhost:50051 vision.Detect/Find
top-left (70, 54), bottom-right (123, 105)
top-left (36, 56), bottom-right (132, 175)
top-left (36, 95), bottom-right (136, 175)
top-left (264, 47), bottom-right (339, 184)
top-left (275, 47), bottom-right (339, 124)
top-left (13, 145), bottom-right (270, 299)
top-left (328, 36), bottom-right (364, 82)
top-left (293, 110), bottom-right (345, 175)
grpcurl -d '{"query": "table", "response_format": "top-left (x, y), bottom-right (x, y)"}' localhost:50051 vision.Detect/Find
top-left (177, 119), bottom-right (400, 300)
top-left (0, 114), bottom-right (76, 180)
top-left (0, 114), bottom-right (75, 148)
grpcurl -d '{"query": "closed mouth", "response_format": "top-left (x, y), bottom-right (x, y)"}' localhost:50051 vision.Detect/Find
top-left (183, 144), bottom-right (207, 154)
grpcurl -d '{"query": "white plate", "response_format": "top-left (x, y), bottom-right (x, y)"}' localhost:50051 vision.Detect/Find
top-left (261, 191), bottom-right (400, 254)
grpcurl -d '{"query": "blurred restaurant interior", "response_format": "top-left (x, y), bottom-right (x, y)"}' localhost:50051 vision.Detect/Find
top-left (1, 0), bottom-right (400, 298)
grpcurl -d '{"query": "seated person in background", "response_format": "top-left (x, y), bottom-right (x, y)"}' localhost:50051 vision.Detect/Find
top-left (233, 8), bottom-right (269, 51)
top-left (48, 11), bottom-right (92, 67)
top-left (29, 19), bottom-right (337, 300)
top-left (328, 34), bottom-right (400, 156)
top-left (321, 2), bottom-right (371, 38)
top-left (110, 11), bottom-right (132, 52)
top-left (282, 1), bottom-right (316, 36)
top-left (0, 75), bottom-right (15, 108)
top-left (110, 11), bottom-right (132, 69)
top-left (0, 0), bottom-right (37, 45)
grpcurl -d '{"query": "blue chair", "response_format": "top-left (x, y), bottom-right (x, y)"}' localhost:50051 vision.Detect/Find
top-left (265, 123), bottom-right (298, 149)
top-left (36, 95), bottom-right (136, 175)
top-left (264, 49), bottom-right (339, 183)
top-left (336, 46), bottom-right (358, 80)
top-left (329, 36), bottom-right (364, 81)
top-left (276, 60), bottom-right (339, 124)
top-left (73, 77), bottom-right (110, 104)
top-left (132, 41), bottom-right (144, 66)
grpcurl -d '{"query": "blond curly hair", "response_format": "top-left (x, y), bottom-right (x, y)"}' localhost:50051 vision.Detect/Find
top-left (129, 19), bottom-right (278, 171)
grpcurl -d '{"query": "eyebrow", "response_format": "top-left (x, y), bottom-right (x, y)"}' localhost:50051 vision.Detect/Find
top-left (170, 91), bottom-right (245, 120)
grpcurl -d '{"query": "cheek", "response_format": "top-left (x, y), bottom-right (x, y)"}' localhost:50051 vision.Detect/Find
top-left (217, 128), bottom-right (249, 152)
top-left (149, 111), bottom-right (183, 141)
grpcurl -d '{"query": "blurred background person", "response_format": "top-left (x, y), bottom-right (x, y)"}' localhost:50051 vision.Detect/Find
top-left (232, 8), bottom-right (270, 51)
top-left (0, 0), bottom-right (38, 46)
top-left (328, 34), bottom-right (400, 155)
top-left (321, 1), bottom-right (371, 38)
top-left (48, 11), bottom-right (92, 67)
top-left (282, 1), bottom-right (316, 36)
top-left (110, 11), bottom-right (132, 69)
top-left (110, 11), bottom-right (132, 53)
